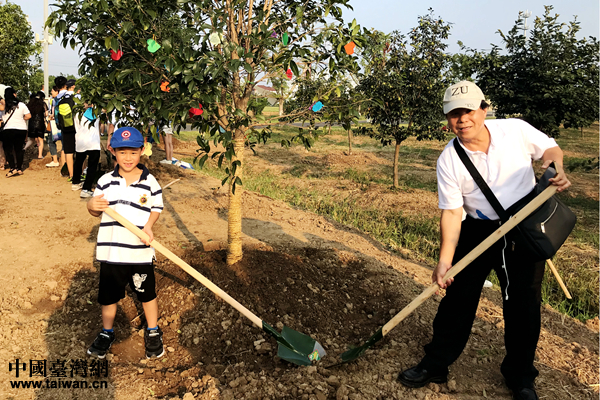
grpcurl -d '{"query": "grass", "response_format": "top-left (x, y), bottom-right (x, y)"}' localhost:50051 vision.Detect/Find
top-left (178, 121), bottom-right (599, 322)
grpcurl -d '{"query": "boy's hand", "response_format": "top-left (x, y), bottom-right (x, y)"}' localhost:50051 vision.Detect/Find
top-left (87, 193), bottom-right (109, 215)
top-left (141, 225), bottom-right (154, 246)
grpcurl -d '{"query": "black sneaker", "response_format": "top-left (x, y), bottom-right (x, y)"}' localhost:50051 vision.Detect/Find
top-left (144, 327), bottom-right (164, 358)
top-left (87, 330), bottom-right (116, 359)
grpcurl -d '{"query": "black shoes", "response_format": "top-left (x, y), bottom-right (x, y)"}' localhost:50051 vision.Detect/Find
top-left (397, 365), bottom-right (448, 388)
top-left (144, 327), bottom-right (165, 358)
top-left (87, 330), bottom-right (116, 359)
top-left (512, 387), bottom-right (539, 400)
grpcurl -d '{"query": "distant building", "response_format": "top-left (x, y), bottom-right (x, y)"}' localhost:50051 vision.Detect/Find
top-left (253, 85), bottom-right (277, 106)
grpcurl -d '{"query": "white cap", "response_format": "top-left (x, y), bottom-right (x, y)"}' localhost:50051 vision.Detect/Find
top-left (443, 80), bottom-right (485, 114)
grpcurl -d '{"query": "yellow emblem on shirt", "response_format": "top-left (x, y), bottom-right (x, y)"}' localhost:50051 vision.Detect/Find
top-left (139, 194), bottom-right (148, 205)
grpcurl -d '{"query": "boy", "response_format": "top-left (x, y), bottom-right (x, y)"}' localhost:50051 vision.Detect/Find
top-left (54, 76), bottom-right (76, 179)
top-left (86, 127), bottom-right (165, 359)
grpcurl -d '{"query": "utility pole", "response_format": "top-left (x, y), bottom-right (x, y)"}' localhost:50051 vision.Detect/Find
top-left (43, 0), bottom-right (49, 97)
top-left (520, 10), bottom-right (532, 40)
top-left (35, 0), bottom-right (52, 97)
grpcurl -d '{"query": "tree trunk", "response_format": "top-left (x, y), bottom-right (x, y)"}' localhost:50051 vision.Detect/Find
top-left (278, 98), bottom-right (284, 116)
top-left (393, 139), bottom-right (400, 188)
top-left (227, 135), bottom-right (245, 265)
top-left (347, 129), bottom-right (352, 155)
top-left (328, 124), bottom-right (332, 135)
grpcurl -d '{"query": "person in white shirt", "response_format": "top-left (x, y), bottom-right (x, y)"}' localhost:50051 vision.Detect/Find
top-left (72, 103), bottom-right (101, 198)
top-left (2, 87), bottom-right (31, 177)
top-left (398, 81), bottom-right (571, 400)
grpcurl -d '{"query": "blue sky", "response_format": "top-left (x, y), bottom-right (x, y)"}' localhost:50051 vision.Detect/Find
top-left (15, 0), bottom-right (600, 77)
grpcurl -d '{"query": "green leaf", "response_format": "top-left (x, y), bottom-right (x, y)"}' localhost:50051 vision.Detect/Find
top-left (290, 60), bottom-right (300, 77)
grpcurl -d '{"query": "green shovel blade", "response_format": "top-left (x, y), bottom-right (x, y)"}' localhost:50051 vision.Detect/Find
top-left (262, 322), bottom-right (326, 366)
top-left (340, 328), bottom-right (383, 363)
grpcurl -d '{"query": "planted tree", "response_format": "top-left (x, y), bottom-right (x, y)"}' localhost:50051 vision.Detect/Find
top-left (453, 6), bottom-right (599, 137)
top-left (0, 2), bottom-right (41, 94)
top-left (358, 10), bottom-right (450, 188)
top-left (49, 0), bottom-right (361, 264)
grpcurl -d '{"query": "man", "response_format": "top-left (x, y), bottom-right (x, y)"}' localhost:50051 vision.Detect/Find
top-left (397, 81), bottom-right (571, 400)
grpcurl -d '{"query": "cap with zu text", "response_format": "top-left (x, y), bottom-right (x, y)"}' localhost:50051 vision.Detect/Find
top-left (110, 127), bottom-right (144, 149)
top-left (443, 80), bottom-right (486, 114)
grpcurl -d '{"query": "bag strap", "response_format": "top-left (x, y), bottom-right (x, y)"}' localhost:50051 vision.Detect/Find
top-left (1, 108), bottom-right (16, 129)
top-left (452, 138), bottom-right (509, 221)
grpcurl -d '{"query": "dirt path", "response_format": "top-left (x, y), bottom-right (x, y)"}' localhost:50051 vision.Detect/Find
top-left (0, 151), bottom-right (597, 400)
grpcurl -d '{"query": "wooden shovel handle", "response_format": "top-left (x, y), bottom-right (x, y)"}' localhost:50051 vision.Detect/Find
top-left (546, 259), bottom-right (572, 299)
top-left (103, 207), bottom-right (263, 328)
top-left (382, 185), bottom-right (558, 336)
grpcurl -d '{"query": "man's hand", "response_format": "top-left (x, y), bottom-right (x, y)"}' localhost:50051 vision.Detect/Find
top-left (542, 160), bottom-right (571, 192)
top-left (141, 225), bottom-right (154, 246)
top-left (87, 193), bottom-right (108, 217)
top-left (432, 261), bottom-right (454, 290)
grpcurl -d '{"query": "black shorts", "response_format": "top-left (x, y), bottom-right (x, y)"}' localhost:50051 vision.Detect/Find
top-left (98, 262), bottom-right (157, 305)
top-left (61, 132), bottom-right (76, 154)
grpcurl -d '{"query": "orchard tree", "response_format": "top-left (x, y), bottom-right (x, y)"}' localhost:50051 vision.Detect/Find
top-left (321, 80), bottom-right (363, 154)
top-left (0, 2), bottom-right (41, 94)
top-left (283, 75), bottom-right (335, 147)
top-left (358, 10), bottom-right (449, 188)
top-left (455, 6), bottom-right (599, 137)
top-left (49, 0), bottom-right (362, 265)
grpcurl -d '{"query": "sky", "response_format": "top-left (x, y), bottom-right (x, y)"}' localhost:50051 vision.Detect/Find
top-left (14, 0), bottom-right (600, 77)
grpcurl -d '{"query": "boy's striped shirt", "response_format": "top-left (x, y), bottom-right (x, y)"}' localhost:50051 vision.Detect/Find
top-left (93, 164), bottom-right (163, 264)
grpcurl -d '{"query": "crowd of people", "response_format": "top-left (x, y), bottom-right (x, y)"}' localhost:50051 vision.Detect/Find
top-left (0, 76), bottom-right (179, 198)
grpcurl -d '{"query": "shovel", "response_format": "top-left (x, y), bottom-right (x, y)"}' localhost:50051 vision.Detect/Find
top-left (102, 207), bottom-right (325, 366)
top-left (341, 185), bottom-right (558, 363)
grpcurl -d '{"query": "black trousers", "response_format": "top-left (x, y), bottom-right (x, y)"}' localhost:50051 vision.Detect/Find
top-left (72, 150), bottom-right (100, 191)
top-left (2, 129), bottom-right (27, 171)
top-left (420, 216), bottom-right (545, 389)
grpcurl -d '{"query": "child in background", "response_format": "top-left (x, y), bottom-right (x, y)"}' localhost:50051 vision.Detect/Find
top-left (72, 104), bottom-right (101, 198)
top-left (86, 127), bottom-right (164, 359)
top-left (46, 86), bottom-right (61, 168)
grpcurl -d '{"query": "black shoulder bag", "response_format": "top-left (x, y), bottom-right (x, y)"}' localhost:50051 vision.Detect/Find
top-left (453, 138), bottom-right (576, 261)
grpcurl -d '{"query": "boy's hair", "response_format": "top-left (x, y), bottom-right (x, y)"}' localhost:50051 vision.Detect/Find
top-left (54, 76), bottom-right (67, 89)
top-left (113, 146), bottom-right (144, 151)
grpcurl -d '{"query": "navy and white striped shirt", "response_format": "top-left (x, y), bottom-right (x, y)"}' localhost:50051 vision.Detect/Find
top-left (93, 164), bottom-right (163, 265)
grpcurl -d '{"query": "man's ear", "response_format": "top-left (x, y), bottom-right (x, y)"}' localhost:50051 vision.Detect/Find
top-left (109, 147), bottom-right (116, 156)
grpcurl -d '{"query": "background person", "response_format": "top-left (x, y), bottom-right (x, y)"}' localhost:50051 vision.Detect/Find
top-left (54, 76), bottom-right (77, 179)
top-left (0, 94), bottom-right (5, 169)
top-left (397, 81), bottom-right (571, 400)
top-left (24, 91), bottom-right (47, 159)
top-left (158, 122), bottom-right (179, 165)
top-left (2, 87), bottom-right (31, 177)
top-left (46, 86), bottom-right (61, 168)
top-left (72, 103), bottom-right (101, 198)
